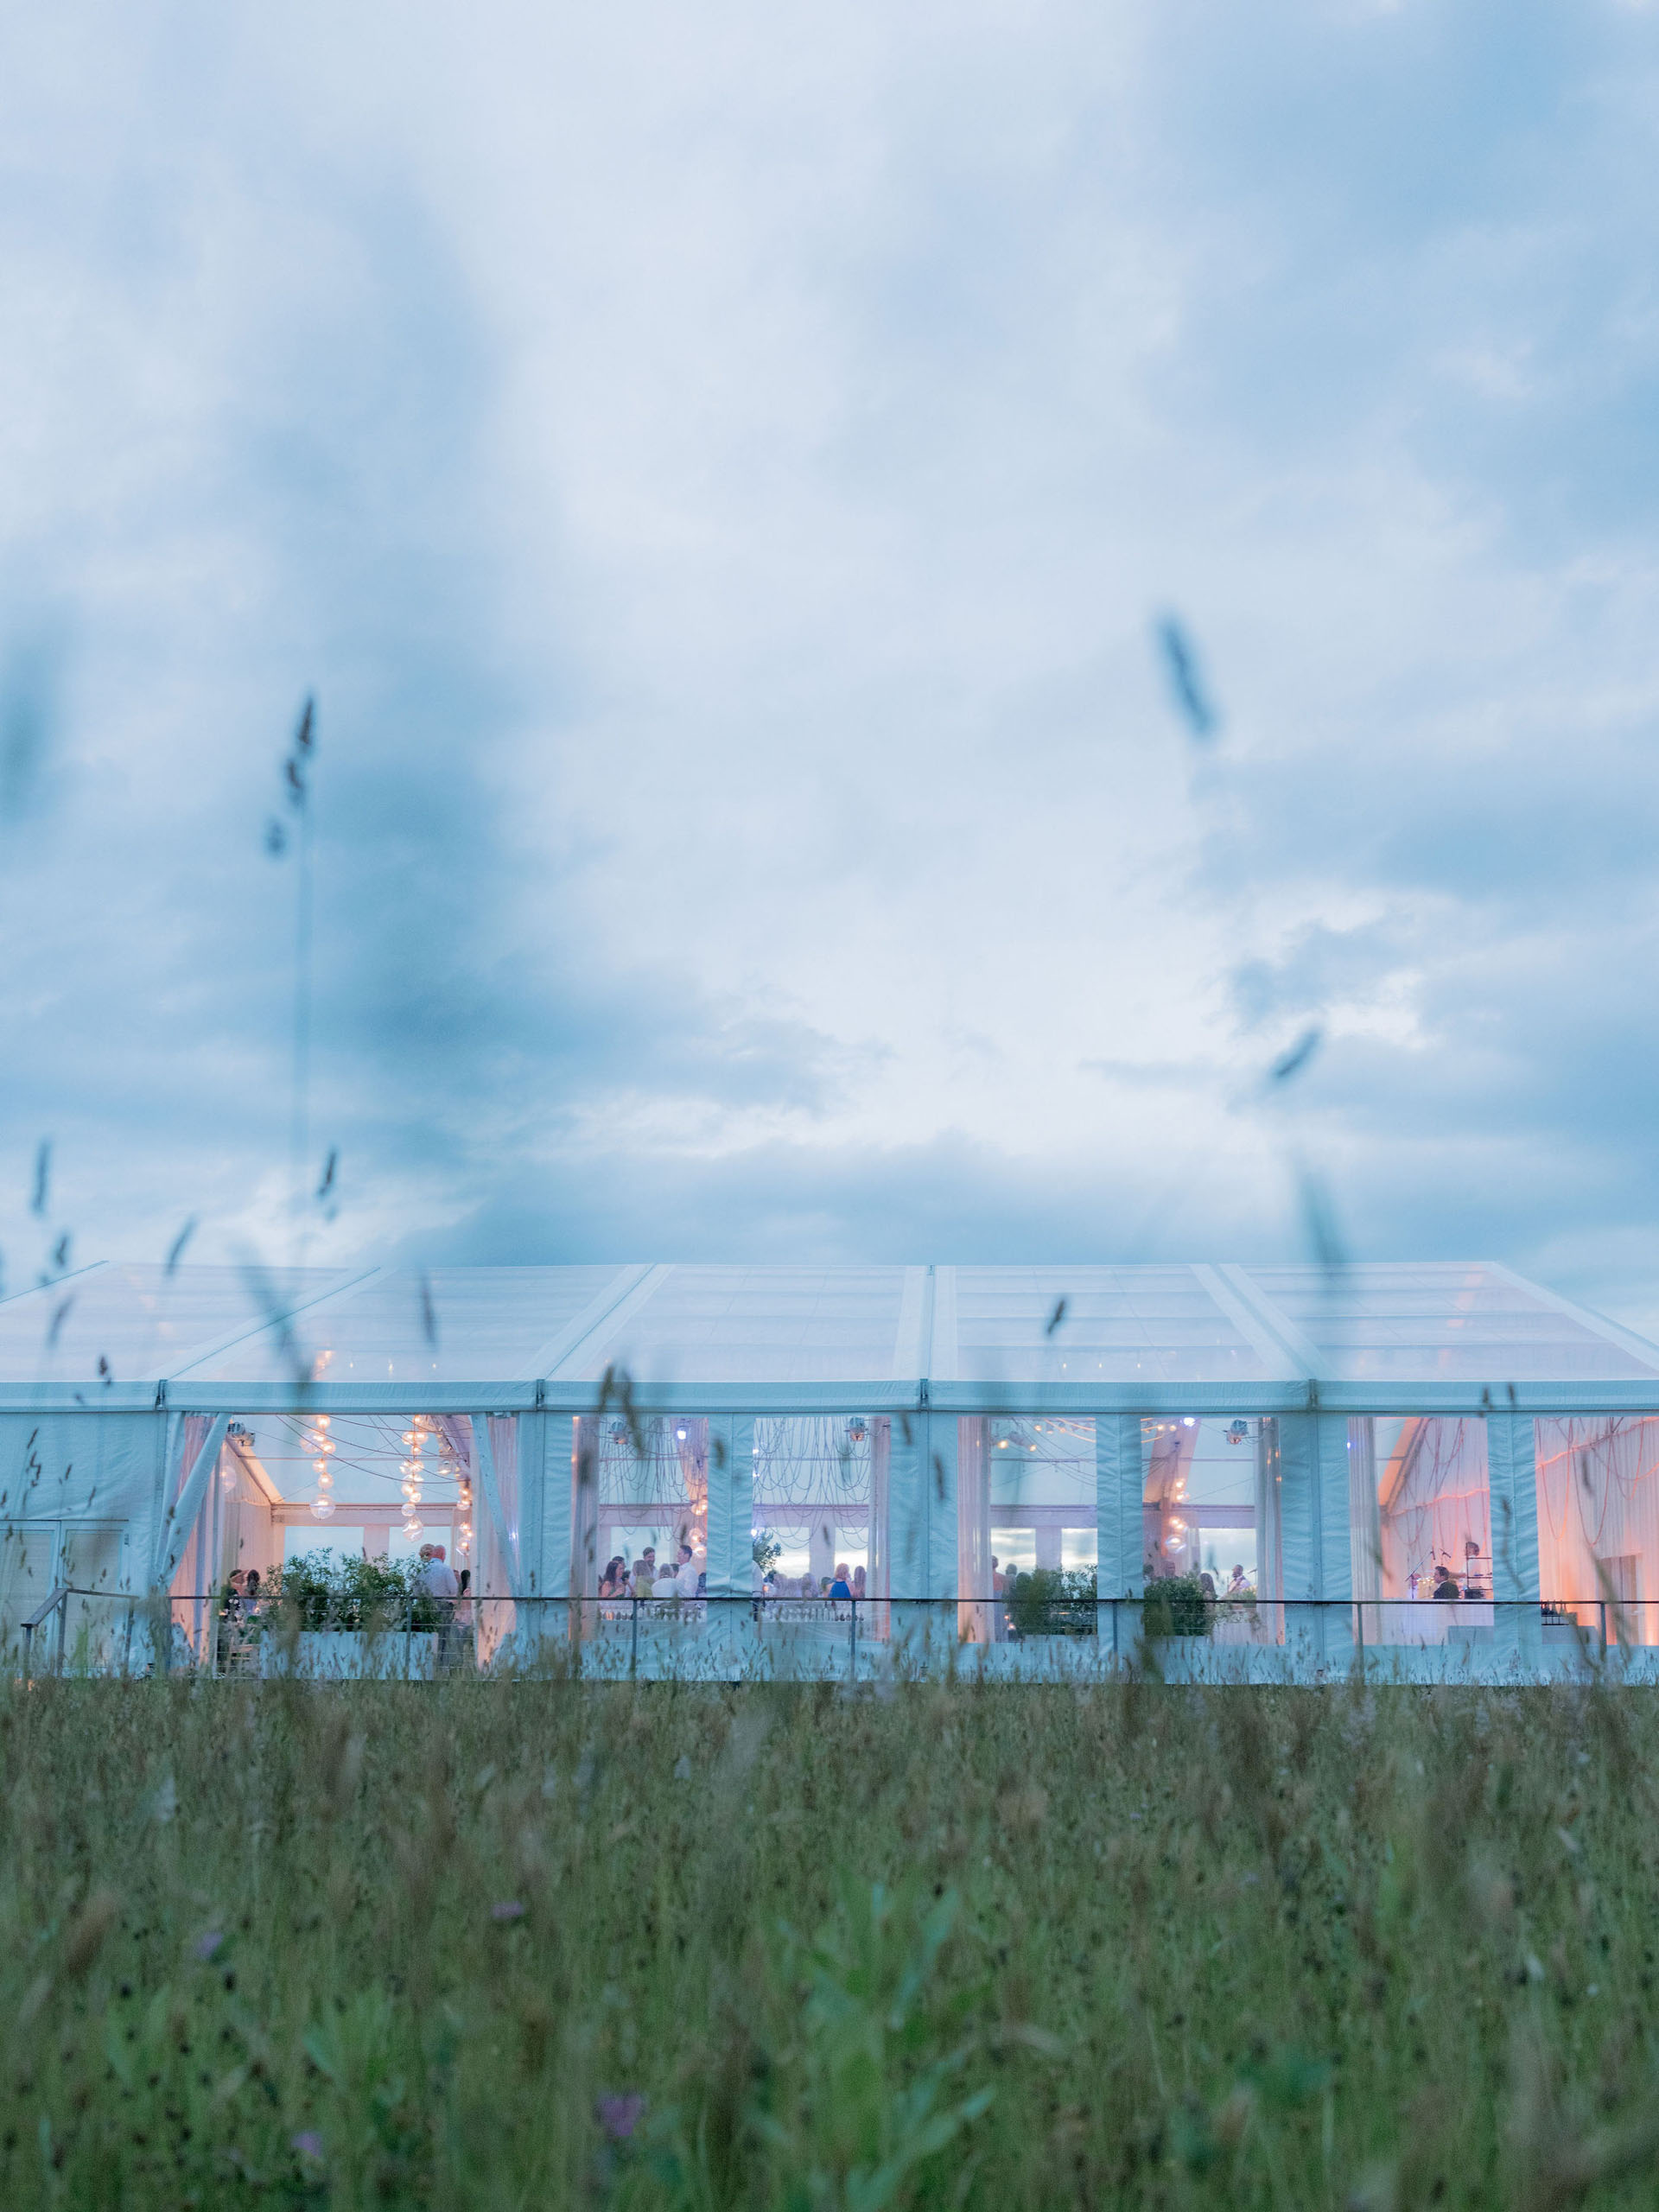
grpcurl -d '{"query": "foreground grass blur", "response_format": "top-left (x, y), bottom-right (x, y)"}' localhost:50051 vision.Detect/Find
top-left (3, 1675), bottom-right (1659, 2209)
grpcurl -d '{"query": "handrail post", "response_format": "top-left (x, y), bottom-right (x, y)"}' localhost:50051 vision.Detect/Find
top-left (849, 1596), bottom-right (858, 1685)
top-left (630, 1593), bottom-right (639, 1681)
top-left (406, 1593), bottom-right (414, 1680)
top-left (55, 1588), bottom-right (66, 1678)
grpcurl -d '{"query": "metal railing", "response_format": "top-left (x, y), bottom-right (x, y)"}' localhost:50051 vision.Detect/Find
top-left (7, 1589), bottom-right (1659, 1685)
top-left (19, 1586), bottom-right (69, 1683)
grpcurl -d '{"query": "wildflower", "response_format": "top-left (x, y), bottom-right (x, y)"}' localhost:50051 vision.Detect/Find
top-left (290, 2132), bottom-right (324, 2160)
top-left (193, 1930), bottom-right (224, 1961)
top-left (594, 2093), bottom-right (645, 2141)
top-left (492, 1900), bottom-right (526, 1921)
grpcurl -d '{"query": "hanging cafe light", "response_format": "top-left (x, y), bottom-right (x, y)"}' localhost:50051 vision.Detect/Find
top-left (301, 1413), bottom-right (337, 1519)
top-left (400, 1414), bottom-right (429, 1541)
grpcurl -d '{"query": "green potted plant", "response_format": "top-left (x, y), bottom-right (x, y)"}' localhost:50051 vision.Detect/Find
top-left (1007, 1566), bottom-right (1097, 1638)
top-left (1141, 1573), bottom-right (1211, 1638)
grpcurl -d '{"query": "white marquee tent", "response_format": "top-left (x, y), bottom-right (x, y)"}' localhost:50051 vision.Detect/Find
top-left (3, 1257), bottom-right (1658, 1678)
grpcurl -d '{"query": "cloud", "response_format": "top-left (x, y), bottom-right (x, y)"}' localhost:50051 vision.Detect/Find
top-left (3, 1), bottom-right (1659, 1336)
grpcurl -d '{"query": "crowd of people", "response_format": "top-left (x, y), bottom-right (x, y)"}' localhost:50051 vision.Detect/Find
top-left (595, 1548), bottom-right (868, 1612)
top-left (598, 1543), bottom-right (705, 1602)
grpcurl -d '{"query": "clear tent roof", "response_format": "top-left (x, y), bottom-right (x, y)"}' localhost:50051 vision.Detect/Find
top-left (0, 1260), bottom-right (1655, 1412)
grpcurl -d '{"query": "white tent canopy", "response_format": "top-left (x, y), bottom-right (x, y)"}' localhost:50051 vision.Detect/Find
top-left (4, 1261), bottom-right (1659, 1680)
top-left (0, 1257), bottom-right (1653, 1415)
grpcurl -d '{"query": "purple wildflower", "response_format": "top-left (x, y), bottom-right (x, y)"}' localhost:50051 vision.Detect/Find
top-left (595, 2092), bottom-right (646, 2141)
top-left (290, 2132), bottom-right (324, 2160)
top-left (491, 1900), bottom-right (526, 1921)
top-left (193, 1930), bottom-right (224, 1961)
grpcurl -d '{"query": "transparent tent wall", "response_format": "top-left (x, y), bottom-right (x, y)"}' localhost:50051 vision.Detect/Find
top-left (1348, 1415), bottom-right (1493, 1646)
top-left (1535, 1416), bottom-right (1659, 1643)
top-left (957, 1417), bottom-right (1098, 1644)
top-left (586, 1414), bottom-right (707, 1598)
top-left (1141, 1415), bottom-right (1280, 1646)
top-left (751, 1414), bottom-right (873, 1598)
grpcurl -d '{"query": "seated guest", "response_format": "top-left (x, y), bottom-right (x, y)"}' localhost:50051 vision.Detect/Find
top-left (1433, 1562), bottom-right (1460, 1601)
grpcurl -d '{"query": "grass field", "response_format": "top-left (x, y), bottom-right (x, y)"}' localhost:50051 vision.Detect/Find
top-left (3, 1671), bottom-right (1658, 2209)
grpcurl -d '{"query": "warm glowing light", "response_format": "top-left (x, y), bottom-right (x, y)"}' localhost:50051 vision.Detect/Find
top-left (310, 1495), bottom-right (336, 1521)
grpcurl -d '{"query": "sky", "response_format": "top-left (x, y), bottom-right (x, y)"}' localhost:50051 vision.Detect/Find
top-left (3, 1), bottom-right (1659, 1330)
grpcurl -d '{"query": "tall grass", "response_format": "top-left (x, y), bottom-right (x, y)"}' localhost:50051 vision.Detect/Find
top-left (3, 1675), bottom-right (1659, 2209)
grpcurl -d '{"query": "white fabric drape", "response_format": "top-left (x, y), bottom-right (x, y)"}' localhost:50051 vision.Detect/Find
top-left (150, 1414), bottom-right (230, 1593)
top-left (1536, 1416), bottom-right (1659, 1640)
top-left (957, 1417), bottom-right (992, 1643)
top-left (467, 1414), bottom-right (522, 1662)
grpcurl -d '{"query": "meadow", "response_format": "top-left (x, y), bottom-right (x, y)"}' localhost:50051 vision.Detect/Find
top-left (3, 1669), bottom-right (1658, 2209)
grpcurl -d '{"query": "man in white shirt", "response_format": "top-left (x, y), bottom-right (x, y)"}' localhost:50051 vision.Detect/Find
top-left (675, 1541), bottom-right (702, 1599)
top-left (416, 1544), bottom-right (461, 1666)
top-left (423, 1543), bottom-right (460, 1599)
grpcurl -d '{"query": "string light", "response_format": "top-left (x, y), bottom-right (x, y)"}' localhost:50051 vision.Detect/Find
top-left (299, 1412), bottom-right (337, 1520)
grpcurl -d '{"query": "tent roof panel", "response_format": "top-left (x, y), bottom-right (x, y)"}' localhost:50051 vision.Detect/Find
top-left (0, 1260), bottom-right (1652, 1401)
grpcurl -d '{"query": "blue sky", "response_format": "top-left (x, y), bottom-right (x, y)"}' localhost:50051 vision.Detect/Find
top-left (4, 1), bottom-right (1659, 1329)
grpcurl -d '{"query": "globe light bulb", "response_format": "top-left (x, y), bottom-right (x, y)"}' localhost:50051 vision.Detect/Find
top-left (311, 1495), bottom-right (336, 1521)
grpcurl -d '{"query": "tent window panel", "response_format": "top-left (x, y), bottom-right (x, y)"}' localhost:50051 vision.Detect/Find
top-left (0, 1525), bottom-right (56, 1661)
top-left (1141, 1416), bottom-right (1262, 1603)
top-left (753, 1416), bottom-right (872, 1599)
top-left (590, 1417), bottom-right (706, 1596)
top-left (1535, 1417), bottom-right (1659, 1643)
top-left (61, 1524), bottom-right (126, 1671)
top-left (969, 1418), bottom-right (1097, 1643)
top-left (1353, 1415), bottom-right (1493, 1647)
